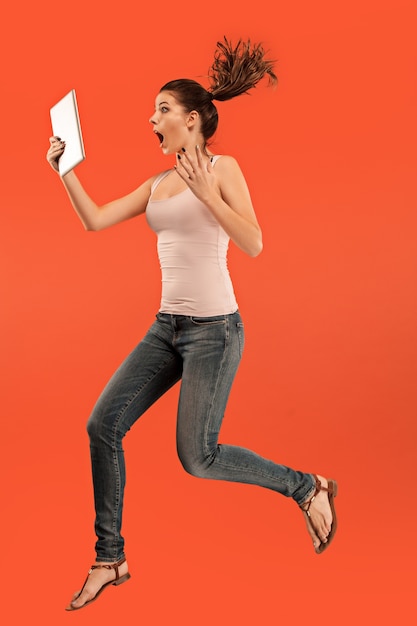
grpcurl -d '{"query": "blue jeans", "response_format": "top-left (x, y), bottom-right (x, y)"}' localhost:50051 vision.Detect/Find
top-left (87, 311), bottom-right (315, 562)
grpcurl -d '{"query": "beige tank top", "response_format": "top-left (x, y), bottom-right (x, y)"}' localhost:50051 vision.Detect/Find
top-left (145, 155), bottom-right (238, 316)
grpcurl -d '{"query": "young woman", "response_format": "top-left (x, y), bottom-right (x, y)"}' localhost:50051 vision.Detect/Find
top-left (47, 38), bottom-right (338, 612)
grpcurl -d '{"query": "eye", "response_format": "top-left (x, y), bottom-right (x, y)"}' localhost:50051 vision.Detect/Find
top-left (160, 106), bottom-right (169, 113)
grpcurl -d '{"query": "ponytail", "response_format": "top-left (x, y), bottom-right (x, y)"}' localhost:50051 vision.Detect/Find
top-left (208, 37), bottom-right (277, 102)
top-left (159, 37), bottom-right (277, 145)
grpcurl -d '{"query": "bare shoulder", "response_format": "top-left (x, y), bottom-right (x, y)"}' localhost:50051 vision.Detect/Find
top-left (122, 171), bottom-right (162, 202)
top-left (213, 154), bottom-right (241, 173)
top-left (213, 155), bottom-right (250, 192)
top-left (134, 172), bottom-right (161, 193)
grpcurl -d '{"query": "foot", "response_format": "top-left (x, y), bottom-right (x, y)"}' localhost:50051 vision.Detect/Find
top-left (67, 558), bottom-right (129, 610)
top-left (302, 509), bottom-right (322, 551)
top-left (300, 475), bottom-right (333, 552)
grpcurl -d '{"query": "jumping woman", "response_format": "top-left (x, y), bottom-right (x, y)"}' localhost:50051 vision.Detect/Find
top-left (46, 37), bottom-right (338, 612)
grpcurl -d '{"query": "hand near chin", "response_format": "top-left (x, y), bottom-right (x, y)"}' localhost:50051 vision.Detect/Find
top-left (174, 145), bottom-right (219, 204)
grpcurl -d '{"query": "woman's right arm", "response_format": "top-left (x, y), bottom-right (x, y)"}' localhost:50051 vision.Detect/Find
top-left (47, 136), bottom-right (155, 231)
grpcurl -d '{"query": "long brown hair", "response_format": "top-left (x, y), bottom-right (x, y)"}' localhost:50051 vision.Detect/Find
top-left (159, 37), bottom-right (277, 146)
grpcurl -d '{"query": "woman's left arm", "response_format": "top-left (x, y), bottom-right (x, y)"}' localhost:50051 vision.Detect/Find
top-left (175, 147), bottom-right (263, 257)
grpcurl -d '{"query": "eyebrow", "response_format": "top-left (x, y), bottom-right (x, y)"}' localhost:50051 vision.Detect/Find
top-left (157, 101), bottom-right (169, 106)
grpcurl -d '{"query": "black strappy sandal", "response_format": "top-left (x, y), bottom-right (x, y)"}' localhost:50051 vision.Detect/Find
top-left (300, 474), bottom-right (338, 554)
top-left (65, 556), bottom-right (131, 611)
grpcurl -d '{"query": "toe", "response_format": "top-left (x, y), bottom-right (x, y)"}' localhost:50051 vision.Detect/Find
top-left (69, 593), bottom-right (87, 609)
top-left (68, 585), bottom-right (95, 610)
top-left (303, 511), bottom-right (321, 551)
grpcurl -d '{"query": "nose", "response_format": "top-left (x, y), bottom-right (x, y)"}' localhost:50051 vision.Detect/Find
top-left (149, 112), bottom-right (158, 125)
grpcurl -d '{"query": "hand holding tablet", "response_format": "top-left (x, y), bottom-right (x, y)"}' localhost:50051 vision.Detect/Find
top-left (49, 89), bottom-right (85, 176)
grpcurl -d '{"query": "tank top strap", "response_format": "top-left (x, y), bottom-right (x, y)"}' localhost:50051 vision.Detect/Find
top-left (151, 169), bottom-right (172, 193)
top-left (210, 154), bottom-right (222, 166)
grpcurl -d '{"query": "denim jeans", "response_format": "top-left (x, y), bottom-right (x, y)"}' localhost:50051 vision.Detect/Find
top-left (87, 311), bottom-right (315, 562)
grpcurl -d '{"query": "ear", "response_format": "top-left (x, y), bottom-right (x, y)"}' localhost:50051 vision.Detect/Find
top-left (186, 110), bottom-right (200, 128)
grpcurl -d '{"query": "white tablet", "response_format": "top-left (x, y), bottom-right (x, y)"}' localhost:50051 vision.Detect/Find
top-left (50, 89), bottom-right (85, 176)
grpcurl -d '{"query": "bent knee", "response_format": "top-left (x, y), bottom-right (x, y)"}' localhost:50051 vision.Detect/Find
top-left (86, 413), bottom-right (101, 440)
top-left (177, 448), bottom-right (216, 479)
top-left (86, 407), bottom-right (111, 441)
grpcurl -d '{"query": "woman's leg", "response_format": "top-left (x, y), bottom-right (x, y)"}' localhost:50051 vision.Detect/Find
top-left (87, 319), bottom-right (182, 562)
top-left (175, 312), bottom-right (333, 545)
top-left (69, 317), bottom-right (182, 609)
top-left (175, 312), bottom-right (314, 501)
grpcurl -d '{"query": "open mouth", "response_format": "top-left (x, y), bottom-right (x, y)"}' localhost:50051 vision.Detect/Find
top-left (154, 131), bottom-right (164, 147)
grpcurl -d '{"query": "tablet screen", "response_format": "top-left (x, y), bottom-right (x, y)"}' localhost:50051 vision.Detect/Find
top-left (50, 89), bottom-right (85, 177)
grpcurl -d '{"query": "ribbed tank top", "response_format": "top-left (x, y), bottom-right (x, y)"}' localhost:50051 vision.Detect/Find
top-left (145, 155), bottom-right (238, 316)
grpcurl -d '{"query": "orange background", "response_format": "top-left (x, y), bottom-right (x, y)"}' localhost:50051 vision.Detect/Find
top-left (1, 1), bottom-right (416, 624)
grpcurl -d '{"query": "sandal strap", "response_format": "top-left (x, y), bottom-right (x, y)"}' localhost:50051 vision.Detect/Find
top-left (300, 474), bottom-right (334, 516)
top-left (89, 556), bottom-right (126, 581)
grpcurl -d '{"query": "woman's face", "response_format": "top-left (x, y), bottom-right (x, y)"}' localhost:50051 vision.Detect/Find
top-left (149, 91), bottom-right (198, 155)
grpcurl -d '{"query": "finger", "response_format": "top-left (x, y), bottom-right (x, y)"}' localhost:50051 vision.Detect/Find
top-left (49, 136), bottom-right (62, 144)
top-left (174, 165), bottom-right (191, 183)
top-left (180, 147), bottom-right (197, 172)
top-left (176, 153), bottom-right (193, 177)
top-left (47, 145), bottom-right (65, 163)
top-left (174, 161), bottom-right (188, 182)
top-left (49, 139), bottom-right (66, 153)
top-left (49, 144), bottom-right (65, 156)
top-left (195, 144), bottom-right (204, 169)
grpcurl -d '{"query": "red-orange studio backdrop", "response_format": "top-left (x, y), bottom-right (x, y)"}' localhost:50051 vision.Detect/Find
top-left (1, 1), bottom-right (416, 624)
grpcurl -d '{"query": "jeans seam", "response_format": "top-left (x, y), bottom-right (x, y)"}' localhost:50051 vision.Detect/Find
top-left (202, 317), bottom-right (230, 462)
